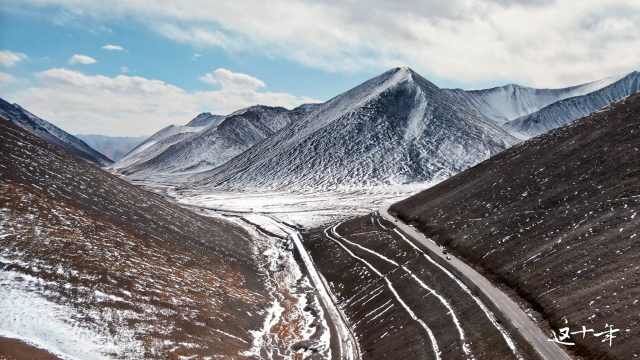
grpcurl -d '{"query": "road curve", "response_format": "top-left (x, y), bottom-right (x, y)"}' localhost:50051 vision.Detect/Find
top-left (379, 205), bottom-right (572, 360)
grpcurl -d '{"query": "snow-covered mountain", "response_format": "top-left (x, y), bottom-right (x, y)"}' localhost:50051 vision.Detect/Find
top-left (186, 67), bottom-right (517, 191)
top-left (77, 134), bottom-right (146, 161)
top-left (0, 97), bottom-right (112, 166)
top-left (115, 68), bottom-right (637, 191)
top-left (504, 71), bottom-right (640, 138)
top-left (114, 105), bottom-right (310, 180)
top-left (446, 74), bottom-right (625, 124)
top-left (185, 112), bottom-right (226, 127)
top-left (112, 113), bottom-right (219, 171)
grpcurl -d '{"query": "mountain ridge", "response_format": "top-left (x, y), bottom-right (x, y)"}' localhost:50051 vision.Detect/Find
top-left (115, 105), bottom-right (310, 179)
top-left (116, 67), bottom-right (640, 191)
top-left (446, 72), bottom-right (628, 124)
top-left (504, 71), bottom-right (640, 137)
top-left (76, 134), bottom-right (146, 161)
top-left (0, 97), bottom-right (112, 166)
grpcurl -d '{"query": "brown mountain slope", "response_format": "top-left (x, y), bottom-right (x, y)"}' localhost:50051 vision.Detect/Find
top-left (391, 93), bottom-right (640, 359)
top-left (0, 118), bottom-right (270, 358)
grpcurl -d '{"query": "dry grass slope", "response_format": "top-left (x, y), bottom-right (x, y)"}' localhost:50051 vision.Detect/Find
top-left (0, 118), bottom-right (271, 358)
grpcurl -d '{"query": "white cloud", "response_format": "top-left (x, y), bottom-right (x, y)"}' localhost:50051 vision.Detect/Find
top-left (9, 68), bottom-right (316, 136)
top-left (68, 54), bottom-right (97, 65)
top-left (0, 72), bottom-right (15, 84)
top-left (155, 23), bottom-right (236, 50)
top-left (0, 50), bottom-right (27, 67)
top-left (102, 44), bottom-right (125, 51)
top-left (200, 68), bottom-right (265, 91)
top-left (14, 0), bottom-right (640, 87)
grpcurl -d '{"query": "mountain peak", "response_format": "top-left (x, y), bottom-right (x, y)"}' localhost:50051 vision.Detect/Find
top-left (185, 112), bottom-right (225, 128)
top-left (394, 65), bottom-right (414, 72)
top-left (388, 66), bottom-right (417, 80)
top-left (373, 66), bottom-right (420, 90)
top-left (185, 64), bottom-right (514, 191)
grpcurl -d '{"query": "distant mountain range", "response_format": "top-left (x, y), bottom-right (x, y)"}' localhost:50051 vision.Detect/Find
top-left (504, 71), bottom-right (640, 137)
top-left (180, 67), bottom-right (638, 191)
top-left (76, 134), bottom-right (146, 161)
top-left (187, 67), bottom-right (517, 191)
top-left (113, 105), bottom-right (317, 180)
top-left (4, 66), bottom-right (639, 191)
top-left (446, 73), bottom-right (627, 125)
top-left (0, 98), bottom-right (113, 166)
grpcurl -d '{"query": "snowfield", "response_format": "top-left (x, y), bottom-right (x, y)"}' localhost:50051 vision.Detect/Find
top-left (170, 182), bottom-right (438, 228)
top-left (0, 268), bottom-right (143, 360)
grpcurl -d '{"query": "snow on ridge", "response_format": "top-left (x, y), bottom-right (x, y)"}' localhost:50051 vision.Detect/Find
top-left (504, 71), bottom-right (640, 138)
top-left (117, 67), bottom-right (636, 193)
top-left (0, 98), bottom-right (112, 166)
top-left (113, 105), bottom-right (304, 178)
top-left (112, 123), bottom-right (205, 170)
top-left (447, 71), bottom-right (634, 125)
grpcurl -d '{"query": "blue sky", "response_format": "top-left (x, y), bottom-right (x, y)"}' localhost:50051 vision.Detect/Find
top-left (0, 6), bottom-right (377, 101)
top-left (0, 1), bottom-right (638, 136)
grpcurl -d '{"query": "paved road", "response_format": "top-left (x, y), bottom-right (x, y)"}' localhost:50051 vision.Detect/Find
top-left (379, 205), bottom-right (572, 360)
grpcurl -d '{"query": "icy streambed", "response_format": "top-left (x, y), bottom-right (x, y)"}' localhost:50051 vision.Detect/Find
top-left (196, 209), bottom-right (335, 359)
top-left (244, 214), bottom-right (360, 360)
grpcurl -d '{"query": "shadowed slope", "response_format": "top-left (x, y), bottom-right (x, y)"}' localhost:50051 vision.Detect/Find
top-left (391, 93), bottom-right (640, 359)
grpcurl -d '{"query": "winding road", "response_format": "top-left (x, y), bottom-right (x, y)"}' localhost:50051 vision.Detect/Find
top-left (379, 205), bottom-right (572, 360)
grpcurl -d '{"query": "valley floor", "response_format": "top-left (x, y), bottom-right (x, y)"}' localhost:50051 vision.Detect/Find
top-left (152, 183), bottom-right (434, 228)
top-left (153, 184), bottom-right (571, 360)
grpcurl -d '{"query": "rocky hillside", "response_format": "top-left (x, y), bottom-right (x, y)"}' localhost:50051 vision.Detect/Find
top-left (0, 118), bottom-right (274, 359)
top-left (391, 93), bottom-right (640, 359)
